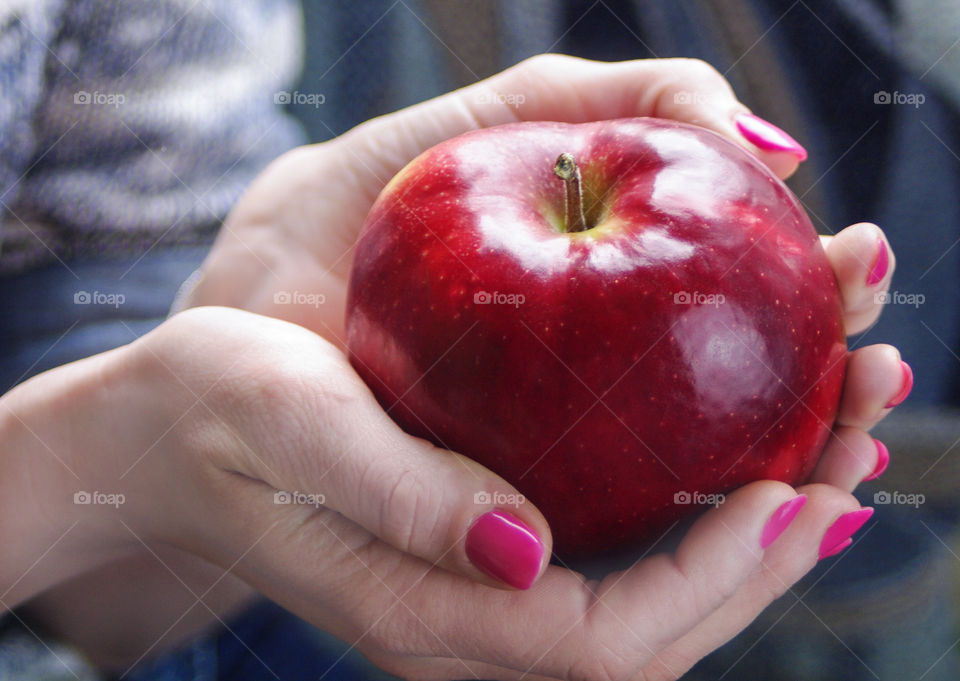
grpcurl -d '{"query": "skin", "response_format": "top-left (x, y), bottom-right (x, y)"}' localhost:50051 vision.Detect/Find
top-left (2, 56), bottom-right (904, 680)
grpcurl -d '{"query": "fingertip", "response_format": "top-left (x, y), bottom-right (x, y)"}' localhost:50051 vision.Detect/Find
top-left (676, 480), bottom-right (798, 564)
top-left (818, 507), bottom-right (873, 560)
top-left (808, 425), bottom-right (883, 491)
top-left (823, 223), bottom-right (895, 334)
top-left (464, 508), bottom-right (548, 590)
top-left (760, 494), bottom-right (807, 549)
top-left (883, 360), bottom-right (913, 409)
top-left (837, 344), bottom-right (905, 429)
top-left (731, 112), bottom-right (807, 178)
top-left (863, 439), bottom-right (890, 481)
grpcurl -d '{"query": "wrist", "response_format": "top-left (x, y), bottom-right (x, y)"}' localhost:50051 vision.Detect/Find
top-left (0, 348), bottom-right (139, 606)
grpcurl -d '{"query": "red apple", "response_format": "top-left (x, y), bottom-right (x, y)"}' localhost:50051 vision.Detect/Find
top-left (345, 118), bottom-right (846, 558)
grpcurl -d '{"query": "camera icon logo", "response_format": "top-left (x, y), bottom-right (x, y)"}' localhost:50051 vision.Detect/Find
top-left (473, 291), bottom-right (492, 304)
top-left (74, 290), bottom-right (91, 304)
top-left (673, 91), bottom-right (693, 105)
top-left (673, 291), bottom-right (691, 304)
top-left (474, 491), bottom-right (492, 505)
top-left (874, 291), bottom-right (891, 304)
top-left (273, 291), bottom-right (291, 304)
top-left (274, 91), bottom-right (291, 105)
top-left (874, 91), bottom-right (892, 104)
top-left (873, 490), bottom-right (892, 505)
top-left (74, 491), bottom-right (92, 504)
top-left (74, 90), bottom-right (91, 104)
top-left (673, 490), bottom-right (692, 504)
top-left (274, 491), bottom-right (292, 504)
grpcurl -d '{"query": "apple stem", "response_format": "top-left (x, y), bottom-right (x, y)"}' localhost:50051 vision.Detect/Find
top-left (554, 153), bottom-right (588, 233)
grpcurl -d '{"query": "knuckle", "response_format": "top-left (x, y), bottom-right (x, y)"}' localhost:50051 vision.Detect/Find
top-left (374, 465), bottom-right (443, 555)
top-left (516, 52), bottom-right (575, 77)
top-left (673, 57), bottom-right (723, 82)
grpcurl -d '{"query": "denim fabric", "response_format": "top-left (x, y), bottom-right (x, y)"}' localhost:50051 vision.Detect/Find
top-left (1, 247), bottom-right (208, 391)
top-left (0, 599), bottom-right (398, 681)
top-left (119, 599), bottom-right (397, 681)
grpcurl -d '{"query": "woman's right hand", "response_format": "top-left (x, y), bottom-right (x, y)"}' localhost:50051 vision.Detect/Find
top-left (2, 305), bottom-right (875, 680)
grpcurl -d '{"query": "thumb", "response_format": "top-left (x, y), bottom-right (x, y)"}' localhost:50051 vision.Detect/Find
top-left (270, 343), bottom-right (553, 591)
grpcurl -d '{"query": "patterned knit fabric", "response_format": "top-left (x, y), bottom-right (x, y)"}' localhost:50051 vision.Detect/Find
top-left (0, 0), bottom-right (306, 274)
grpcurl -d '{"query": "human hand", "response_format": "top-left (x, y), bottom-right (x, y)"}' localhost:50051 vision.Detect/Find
top-left (1, 304), bottom-right (891, 680)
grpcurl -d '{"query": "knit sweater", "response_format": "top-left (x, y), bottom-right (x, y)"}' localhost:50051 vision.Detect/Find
top-left (0, 0), bottom-right (305, 274)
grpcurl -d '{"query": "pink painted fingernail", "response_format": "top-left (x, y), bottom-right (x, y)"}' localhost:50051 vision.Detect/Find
top-left (866, 237), bottom-right (889, 285)
top-left (760, 494), bottom-right (807, 549)
top-left (465, 510), bottom-right (543, 590)
top-left (863, 439), bottom-right (889, 481)
top-left (819, 508), bottom-right (873, 560)
top-left (885, 361), bottom-right (913, 408)
top-left (819, 537), bottom-right (853, 559)
top-left (735, 113), bottom-right (808, 161)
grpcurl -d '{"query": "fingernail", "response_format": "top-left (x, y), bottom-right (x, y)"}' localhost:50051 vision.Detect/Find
top-left (735, 113), bottom-right (808, 161)
top-left (819, 537), bottom-right (853, 559)
top-left (866, 237), bottom-right (889, 285)
top-left (760, 495), bottom-right (807, 549)
top-left (885, 361), bottom-right (913, 408)
top-left (465, 510), bottom-right (543, 590)
top-left (863, 439), bottom-right (889, 481)
top-left (819, 508), bottom-right (873, 560)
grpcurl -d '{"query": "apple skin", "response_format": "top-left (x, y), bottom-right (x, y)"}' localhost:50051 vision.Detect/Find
top-left (345, 118), bottom-right (846, 558)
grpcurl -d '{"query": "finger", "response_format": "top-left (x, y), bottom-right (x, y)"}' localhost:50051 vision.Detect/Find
top-left (837, 344), bottom-right (913, 430)
top-left (356, 482), bottom-right (801, 679)
top-left (340, 55), bottom-right (806, 192)
top-left (819, 223), bottom-right (895, 334)
top-left (644, 483), bottom-right (866, 677)
top-left (492, 55), bottom-right (805, 177)
top-left (209, 503), bottom-right (561, 678)
top-left (205, 473), bottom-right (857, 681)
top-left (807, 426), bottom-right (888, 490)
